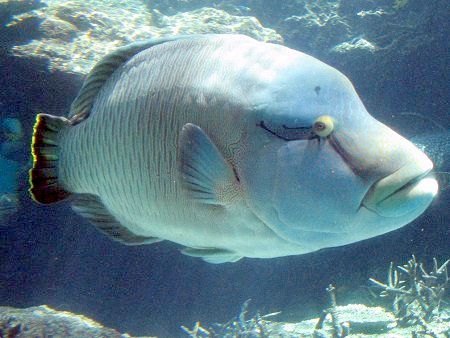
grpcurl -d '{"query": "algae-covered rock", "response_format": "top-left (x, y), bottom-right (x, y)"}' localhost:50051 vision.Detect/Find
top-left (5, 0), bottom-right (281, 75)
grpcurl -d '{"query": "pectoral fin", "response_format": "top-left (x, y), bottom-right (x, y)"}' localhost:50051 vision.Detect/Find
top-left (181, 247), bottom-right (242, 264)
top-left (178, 123), bottom-right (241, 205)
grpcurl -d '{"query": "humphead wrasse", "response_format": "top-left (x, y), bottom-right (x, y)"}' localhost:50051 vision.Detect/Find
top-left (29, 34), bottom-right (438, 263)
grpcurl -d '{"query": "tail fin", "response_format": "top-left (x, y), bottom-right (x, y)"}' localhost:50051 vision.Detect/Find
top-left (29, 113), bottom-right (71, 204)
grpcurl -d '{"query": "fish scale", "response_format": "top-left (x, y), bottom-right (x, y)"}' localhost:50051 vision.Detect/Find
top-left (65, 40), bottom-right (234, 233)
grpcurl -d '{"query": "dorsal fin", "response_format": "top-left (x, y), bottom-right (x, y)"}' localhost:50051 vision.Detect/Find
top-left (69, 36), bottom-right (190, 118)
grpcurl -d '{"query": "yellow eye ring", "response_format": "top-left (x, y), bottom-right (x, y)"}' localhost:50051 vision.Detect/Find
top-left (313, 115), bottom-right (334, 137)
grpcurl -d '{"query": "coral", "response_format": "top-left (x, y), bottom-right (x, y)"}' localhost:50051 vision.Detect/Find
top-left (211, 299), bottom-right (275, 337)
top-left (180, 321), bottom-right (211, 337)
top-left (181, 299), bottom-right (279, 337)
top-left (181, 292), bottom-right (399, 337)
top-left (181, 269), bottom-right (449, 337)
top-left (313, 285), bottom-right (350, 338)
top-left (369, 255), bottom-right (449, 329)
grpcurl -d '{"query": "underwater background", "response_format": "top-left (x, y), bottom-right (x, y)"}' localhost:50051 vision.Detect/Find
top-left (0, 0), bottom-right (448, 337)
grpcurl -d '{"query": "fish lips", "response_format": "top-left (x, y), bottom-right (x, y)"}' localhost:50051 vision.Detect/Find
top-left (362, 160), bottom-right (438, 218)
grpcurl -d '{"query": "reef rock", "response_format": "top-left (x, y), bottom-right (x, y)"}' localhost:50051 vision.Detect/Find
top-left (145, 0), bottom-right (379, 56)
top-left (4, 0), bottom-right (281, 75)
top-left (152, 7), bottom-right (281, 43)
top-left (0, 305), bottom-right (153, 337)
top-left (279, 1), bottom-right (352, 56)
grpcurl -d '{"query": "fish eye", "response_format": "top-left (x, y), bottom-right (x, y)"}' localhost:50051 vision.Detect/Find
top-left (313, 115), bottom-right (334, 137)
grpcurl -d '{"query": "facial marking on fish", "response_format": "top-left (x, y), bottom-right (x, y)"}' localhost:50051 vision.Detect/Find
top-left (257, 121), bottom-right (314, 141)
top-left (329, 133), bottom-right (368, 180)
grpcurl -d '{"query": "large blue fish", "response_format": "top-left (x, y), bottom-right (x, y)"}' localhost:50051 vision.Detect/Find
top-left (29, 35), bottom-right (438, 263)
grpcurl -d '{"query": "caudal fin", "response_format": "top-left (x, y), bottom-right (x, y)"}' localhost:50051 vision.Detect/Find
top-left (29, 113), bottom-right (71, 204)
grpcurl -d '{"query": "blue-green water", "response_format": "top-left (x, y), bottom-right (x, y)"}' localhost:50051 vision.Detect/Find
top-left (0, 0), bottom-right (448, 337)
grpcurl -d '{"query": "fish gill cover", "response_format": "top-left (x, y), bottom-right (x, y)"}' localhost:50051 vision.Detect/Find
top-left (0, 0), bottom-right (448, 337)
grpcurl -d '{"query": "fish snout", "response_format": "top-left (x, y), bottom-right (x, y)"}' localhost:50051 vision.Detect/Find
top-left (362, 148), bottom-right (438, 217)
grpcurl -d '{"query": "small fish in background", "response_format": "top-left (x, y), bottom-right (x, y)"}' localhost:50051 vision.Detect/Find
top-left (391, 112), bottom-right (450, 191)
top-left (0, 117), bottom-right (22, 223)
top-left (0, 193), bottom-right (18, 223)
top-left (0, 155), bottom-right (19, 193)
top-left (0, 117), bottom-right (24, 161)
top-left (29, 34), bottom-right (438, 263)
top-left (0, 156), bottom-right (20, 224)
top-left (411, 131), bottom-right (449, 191)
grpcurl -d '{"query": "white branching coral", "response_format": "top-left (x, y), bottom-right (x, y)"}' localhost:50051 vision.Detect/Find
top-left (369, 255), bottom-right (449, 327)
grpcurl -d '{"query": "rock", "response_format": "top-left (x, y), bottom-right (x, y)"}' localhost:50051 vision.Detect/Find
top-left (0, 305), bottom-right (153, 337)
top-left (38, 17), bottom-right (78, 41)
top-left (332, 38), bottom-right (379, 54)
top-left (0, 0), bottom-right (42, 19)
top-left (333, 304), bottom-right (396, 334)
top-left (5, 0), bottom-right (281, 75)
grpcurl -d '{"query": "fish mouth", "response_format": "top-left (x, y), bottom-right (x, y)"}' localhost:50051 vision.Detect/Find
top-left (362, 160), bottom-right (438, 217)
